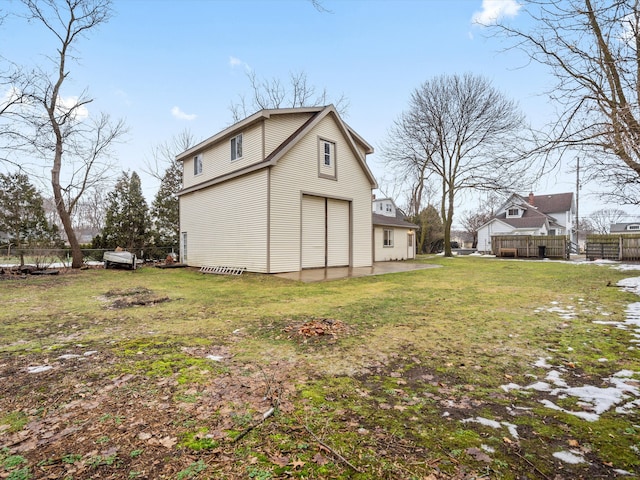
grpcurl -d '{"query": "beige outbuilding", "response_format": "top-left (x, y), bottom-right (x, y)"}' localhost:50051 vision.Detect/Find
top-left (177, 105), bottom-right (378, 273)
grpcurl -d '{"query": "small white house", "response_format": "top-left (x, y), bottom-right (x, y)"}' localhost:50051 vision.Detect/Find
top-left (177, 105), bottom-right (378, 273)
top-left (372, 198), bottom-right (417, 261)
top-left (477, 192), bottom-right (575, 253)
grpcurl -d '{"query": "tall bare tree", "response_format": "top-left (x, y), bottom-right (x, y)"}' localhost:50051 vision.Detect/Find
top-left (585, 208), bottom-right (628, 234)
top-left (487, 0), bottom-right (640, 205)
top-left (12, 0), bottom-right (126, 267)
top-left (384, 73), bottom-right (531, 257)
top-left (229, 70), bottom-right (349, 122)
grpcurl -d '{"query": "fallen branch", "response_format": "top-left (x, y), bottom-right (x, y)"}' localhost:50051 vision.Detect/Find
top-left (507, 445), bottom-right (551, 480)
top-left (302, 422), bottom-right (362, 473)
top-left (232, 406), bottom-right (276, 443)
top-left (232, 366), bottom-right (281, 443)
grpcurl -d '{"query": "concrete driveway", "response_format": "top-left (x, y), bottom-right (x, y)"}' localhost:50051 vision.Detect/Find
top-left (274, 261), bottom-right (441, 283)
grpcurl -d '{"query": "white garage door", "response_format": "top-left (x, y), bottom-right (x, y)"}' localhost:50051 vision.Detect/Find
top-left (301, 195), bottom-right (350, 269)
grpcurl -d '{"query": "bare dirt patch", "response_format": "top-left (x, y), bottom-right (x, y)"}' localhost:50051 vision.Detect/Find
top-left (98, 287), bottom-right (171, 309)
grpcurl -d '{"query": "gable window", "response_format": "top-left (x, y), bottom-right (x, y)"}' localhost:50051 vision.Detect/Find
top-left (318, 138), bottom-right (337, 180)
top-left (193, 154), bottom-right (202, 176)
top-left (507, 208), bottom-right (519, 217)
top-left (231, 134), bottom-right (243, 161)
top-left (383, 229), bottom-right (394, 247)
top-left (323, 141), bottom-right (332, 166)
top-left (321, 140), bottom-right (334, 167)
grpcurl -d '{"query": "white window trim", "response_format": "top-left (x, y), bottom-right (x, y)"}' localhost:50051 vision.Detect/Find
top-left (193, 154), bottom-right (203, 176)
top-left (383, 228), bottom-right (394, 247)
top-left (231, 133), bottom-right (243, 161)
top-left (318, 138), bottom-right (337, 180)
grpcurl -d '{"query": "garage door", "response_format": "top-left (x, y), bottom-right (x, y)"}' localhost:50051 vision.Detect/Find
top-left (301, 195), bottom-right (326, 269)
top-left (301, 195), bottom-right (350, 269)
top-left (327, 198), bottom-right (349, 267)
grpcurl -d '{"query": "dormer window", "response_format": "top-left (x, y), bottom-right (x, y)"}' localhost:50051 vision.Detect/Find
top-left (386, 203), bottom-right (392, 213)
top-left (231, 134), bottom-right (243, 161)
top-left (628, 224), bottom-right (640, 231)
top-left (506, 208), bottom-right (522, 218)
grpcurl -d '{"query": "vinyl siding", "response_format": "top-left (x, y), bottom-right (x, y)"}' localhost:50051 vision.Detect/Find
top-left (264, 113), bottom-right (315, 157)
top-left (269, 114), bottom-right (373, 272)
top-left (182, 123), bottom-right (264, 190)
top-left (179, 171), bottom-right (268, 272)
top-left (373, 226), bottom-right (414, 261)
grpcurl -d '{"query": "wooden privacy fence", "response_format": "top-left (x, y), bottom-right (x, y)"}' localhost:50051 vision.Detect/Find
top-left (491, 235), bottom-right (569, 260)
top-left (586, 234), bottom-right (640, 261)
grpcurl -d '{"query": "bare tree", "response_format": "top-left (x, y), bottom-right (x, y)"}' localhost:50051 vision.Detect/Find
top-left (143, 129), bottom-right (197, 181)
top-left (11, 0), bottom-right (126, 268)
top-left (459, 194), bottom-right (502, 248)
top-left (229, 70), bottom-right (349, 122)
top-left (0, 64), bottom-right (36, 169)
top-left (384, 73), bottom-right (531, 257)
top-left (586, 208), bottom-right (628, 234)
top-left (487, 0), bottom-right (640, 205)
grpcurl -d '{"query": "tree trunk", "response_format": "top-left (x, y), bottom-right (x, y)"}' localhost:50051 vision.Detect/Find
top-left (443, 186), bottom-right (455, 257)
top-left (52, 153), bottom-right (83, 268)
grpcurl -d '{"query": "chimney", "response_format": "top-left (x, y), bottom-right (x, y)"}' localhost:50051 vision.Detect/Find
top-left (528, 192), bottom-right (535, 205)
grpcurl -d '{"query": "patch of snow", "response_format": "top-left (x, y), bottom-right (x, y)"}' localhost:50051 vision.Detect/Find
top-left (206, 355), bottom-right (224, 362)
top-left (56, 354), bottom-right (81, 360)
top-left (553, 450), bottom-right (587, 464)
top-left (480, 444), bottom-right (495, 453)
top-left (614, 264), bottom-right (640, 271)
top-left (613, 469), bottom-right (633, 476)
top-left (27, 365), bottom-right (53, 373)
top-left (461, 417), bottom-right (519, 439)
top-left (462, 416), bottom-right (501, 429)
top-left (527, 381), bottom-right (552, 392)
top-left (83, 351), bottom-right (98, 356)
top-left (500, 383), bottom-right (521, 392)
top-left (534, 357), bottom-right (553, 369)
top-left (540, 399), bottom-right (602, 422)
top-left (598, 358), bottom-right (609, 362)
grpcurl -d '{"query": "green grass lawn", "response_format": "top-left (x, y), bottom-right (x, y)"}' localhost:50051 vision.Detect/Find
top-left (0, 256), bottom-right (638, 479)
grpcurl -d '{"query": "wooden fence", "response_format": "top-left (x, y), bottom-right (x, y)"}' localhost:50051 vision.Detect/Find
top-left (491, 235), bottom-right (569, 260)
top-left (586, 234), bottom-right (640, 261)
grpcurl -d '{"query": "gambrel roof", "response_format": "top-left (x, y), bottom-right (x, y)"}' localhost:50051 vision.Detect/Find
top-left (177, 105), bottom-right (377, 196)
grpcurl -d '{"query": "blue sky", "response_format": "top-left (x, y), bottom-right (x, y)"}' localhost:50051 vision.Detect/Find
top-left (2, 0), bottom-right (630, 220)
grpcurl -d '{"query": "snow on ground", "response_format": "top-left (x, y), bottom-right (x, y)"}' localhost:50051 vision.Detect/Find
top-left (461, 416), bottom-right (520, 439)
top-left (495, 267), bottom-right (640, 429)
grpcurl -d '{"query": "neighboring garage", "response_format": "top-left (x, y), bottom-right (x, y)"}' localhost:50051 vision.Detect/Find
top-left (301, 195), bottom-right (351, 269)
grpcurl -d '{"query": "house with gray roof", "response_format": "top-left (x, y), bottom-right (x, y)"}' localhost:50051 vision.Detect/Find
top-left (610, 222), bottom-right (640, 234)
top-left (476, 192), bottom-right (575, 253)
top-left (372, 198), bottom-right (418, 260)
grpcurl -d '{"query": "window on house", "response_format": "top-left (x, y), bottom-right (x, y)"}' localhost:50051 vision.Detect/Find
top-left (231, 134), bottom-right (243, 161)
top-left (321, 140), bottom-right (334, 167)
top-left (193, 154), bottom-right (202, 176)
top-left (508, 208), bottom-right (519, 216)
top-left (386, 203), bottom-right (392, 212)
top-left (383, 229), bottom-right (393, 247)
top-left (182, 232), bottom-right (188, 262)
top-left (378, 203), bottom-right (382, 211)
top-left (628, 225), bottom-right (640, 231)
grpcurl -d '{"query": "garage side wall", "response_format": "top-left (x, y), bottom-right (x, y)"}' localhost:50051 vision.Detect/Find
top-left (180, 171), bottom-right (268, 272)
